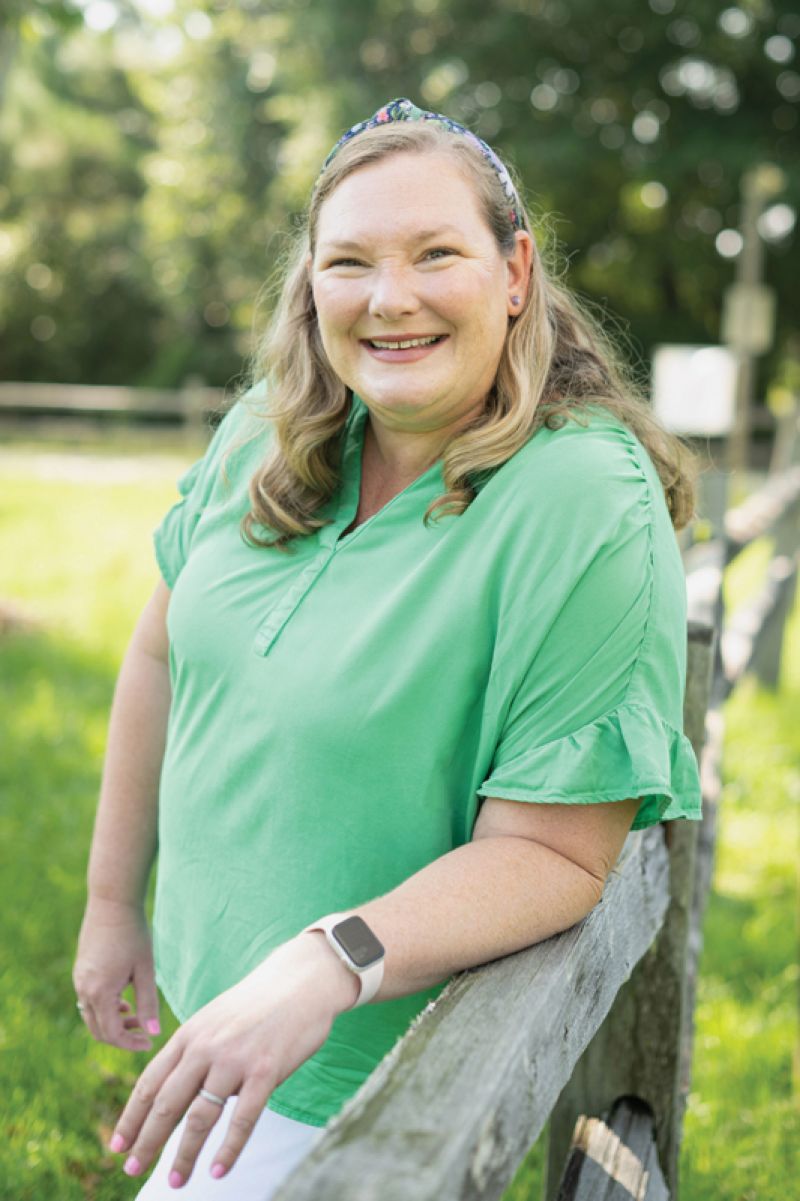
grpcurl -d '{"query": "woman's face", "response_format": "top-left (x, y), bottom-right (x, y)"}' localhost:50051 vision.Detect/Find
top-left (308, 152), bottom-right (532, 436)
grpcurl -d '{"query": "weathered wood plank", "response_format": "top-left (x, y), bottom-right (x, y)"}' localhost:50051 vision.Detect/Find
top-left (685, 546), bottom-right (728, 710)
top-left (0, 381), bottom-right (224, 417)
top-left (555, 1098), bottom-right (669, 1201)
top-left (684, 542), bottom-right (726, 634)
top-left (272, 827), bottom-right (671, 1201)
top-left (716, 553), bottom-right (798, 701)
top-left (723, 464), bottom-right (800, 554)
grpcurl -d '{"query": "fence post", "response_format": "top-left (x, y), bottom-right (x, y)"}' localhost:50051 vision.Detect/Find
top-left (543, 621), bottom-right (715, 1201)
top-left (180, 374), bottom-right (208, 444)
top-left (748, 498), bottom-right (800, 690)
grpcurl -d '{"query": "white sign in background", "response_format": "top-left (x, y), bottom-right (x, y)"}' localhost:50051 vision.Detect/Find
top-left (651, 344), bottom-right (737, 437)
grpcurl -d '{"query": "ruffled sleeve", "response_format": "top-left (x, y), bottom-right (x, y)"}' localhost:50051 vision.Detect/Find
top-left (477, 701), bottom-right (702, 831)
top-left (477, 412), bottom-right (702, 832)
top-left (153, 380), bottom-right (267, 588)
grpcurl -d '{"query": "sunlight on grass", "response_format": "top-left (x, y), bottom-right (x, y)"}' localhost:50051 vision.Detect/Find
top-left (1, 449), bottom-right (194, 1199)
top-left (680, 656), bottom-right (799, 1198)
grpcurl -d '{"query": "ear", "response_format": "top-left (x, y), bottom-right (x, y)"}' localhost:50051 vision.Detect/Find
top-left (506, 231), bottom-right (533, 316)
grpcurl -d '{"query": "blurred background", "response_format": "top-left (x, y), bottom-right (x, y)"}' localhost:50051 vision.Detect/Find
top-left (1, 0), bottom-right (797, 396)
top-left (1, 2), bottom-right (798, 1199)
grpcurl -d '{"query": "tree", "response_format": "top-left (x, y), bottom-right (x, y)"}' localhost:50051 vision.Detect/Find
top-left (0, 0), bottom-right (796, 390)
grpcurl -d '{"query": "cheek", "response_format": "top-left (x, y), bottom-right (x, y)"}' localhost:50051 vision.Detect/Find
top-left (433, 268), bottom-right (501, 321)
top-left (313, 280), bottom-right (363, 330)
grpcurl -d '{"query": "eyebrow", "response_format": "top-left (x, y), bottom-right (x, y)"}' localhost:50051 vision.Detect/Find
top-left (318, 224), bottom-right (464, 253)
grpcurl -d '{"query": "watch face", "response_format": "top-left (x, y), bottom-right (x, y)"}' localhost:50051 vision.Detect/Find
top-left (332, 916), bottom-right (385, 968)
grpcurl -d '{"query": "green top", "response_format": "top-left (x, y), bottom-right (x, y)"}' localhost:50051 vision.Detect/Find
top-left (152, 382), bottom-right (702, 1127)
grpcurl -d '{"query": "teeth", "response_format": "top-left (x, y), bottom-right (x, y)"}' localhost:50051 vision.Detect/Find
top-left (370, 336), bottom-right (441, 349)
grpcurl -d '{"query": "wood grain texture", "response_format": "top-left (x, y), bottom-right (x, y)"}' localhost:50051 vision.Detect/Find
top-left (555, 1098), bottom-right (669, 1200)
top-left (272, 827), bottom-right (670, 1201)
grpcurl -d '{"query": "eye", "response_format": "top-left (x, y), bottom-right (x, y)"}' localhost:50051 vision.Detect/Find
top-left (425, 247), bottom-right (456, 260)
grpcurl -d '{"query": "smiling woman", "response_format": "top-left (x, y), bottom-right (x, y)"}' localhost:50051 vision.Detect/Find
top-left (72, 96), bottom-right (704, 1201)
top-left (306, 155), bottom-right (531, 468)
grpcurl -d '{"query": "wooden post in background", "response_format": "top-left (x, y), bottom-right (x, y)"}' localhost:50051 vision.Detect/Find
top-left (723, 163), bottom-right (784, 483)
top-left (181, 374), bottom-right (208, 446)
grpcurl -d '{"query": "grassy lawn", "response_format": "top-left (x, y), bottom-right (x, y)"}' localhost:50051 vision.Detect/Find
top-left (1, 443), bottom-right (797, 1199)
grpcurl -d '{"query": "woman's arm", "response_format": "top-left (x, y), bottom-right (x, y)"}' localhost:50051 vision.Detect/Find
top-left (84, 577), bottom-right (172, 907)
top-left (310, 793), bottom-right (641, 1001)
top-left (73, 577), bottom-right (173, 1050)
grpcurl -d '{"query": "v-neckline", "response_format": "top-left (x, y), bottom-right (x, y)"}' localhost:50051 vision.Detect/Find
top-left (332, 394), bottom-right (443, 547)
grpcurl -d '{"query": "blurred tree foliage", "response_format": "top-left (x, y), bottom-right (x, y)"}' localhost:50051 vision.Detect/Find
top-left (0, 0), bottom-right (797, 389)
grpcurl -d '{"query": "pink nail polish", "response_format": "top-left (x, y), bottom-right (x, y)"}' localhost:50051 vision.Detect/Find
top-left (146, 1018), bottom-right (161, 1035)
top-left (109, 1133), bottom-right (126, 1153)
top-left (168, 1169), bottom-right (184, 1188)
top-left (123, 1156), bottom-right (141, 1176)
top-left (211, 1163), bottom-right (226, 1179)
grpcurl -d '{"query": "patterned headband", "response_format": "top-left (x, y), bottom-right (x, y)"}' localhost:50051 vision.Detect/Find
top-left (315, 96), bottom-right (525, 232)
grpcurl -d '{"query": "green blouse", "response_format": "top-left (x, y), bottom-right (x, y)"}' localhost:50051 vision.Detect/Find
top-left (151, 381), bottom-right (702, 1127)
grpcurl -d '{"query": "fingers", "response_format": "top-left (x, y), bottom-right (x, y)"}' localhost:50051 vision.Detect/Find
top-left (160, 1081), bottom-right (241, 1187)
top-left (78, 996), bottom-right (151, 1051)
top-left (96, 990), bottom-right (153, 1051)
top-left (109, 1053), bottom-right (270, 1187)
top-left (133, 960), bottom-right (162, 1037)
top-left (197, 1076), bottom-right (271, 1183)
top-left (108, 1038), bottom-right (189, 1171)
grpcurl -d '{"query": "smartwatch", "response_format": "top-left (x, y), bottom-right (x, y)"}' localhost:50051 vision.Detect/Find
top-left (303, 913), bottom-right (385, 1007)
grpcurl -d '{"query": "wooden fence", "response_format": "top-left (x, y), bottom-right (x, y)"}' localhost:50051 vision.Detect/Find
top-left (0, 379), bottom-right (224, 441)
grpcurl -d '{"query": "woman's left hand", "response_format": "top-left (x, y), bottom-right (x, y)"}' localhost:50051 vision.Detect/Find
top-left (107, 932), bottom-right (359, 1187)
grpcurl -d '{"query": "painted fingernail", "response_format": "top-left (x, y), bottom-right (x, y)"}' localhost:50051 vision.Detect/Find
top-left (168, 1169), bottom-right (184, 1188)
top-left (211, 1163), bottom-right (226, 1179)
top-left (123, 1156), bottom-right (141, 1176)
top-left (146, 1018), bottom-right (161, 1035)
top-left (109, 1133), bottom-right (126, 1153)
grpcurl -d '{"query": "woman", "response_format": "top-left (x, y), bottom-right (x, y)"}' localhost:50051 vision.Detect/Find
top-left (73, 97), bottom-right (703, 1198)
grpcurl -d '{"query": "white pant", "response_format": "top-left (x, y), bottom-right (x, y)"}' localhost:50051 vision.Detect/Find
top-left (134, 1097), bottom-right (323, 1200)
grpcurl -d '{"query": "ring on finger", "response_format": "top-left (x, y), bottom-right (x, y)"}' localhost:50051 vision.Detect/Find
top-left (198, 1087), bottom-right (227, 1107)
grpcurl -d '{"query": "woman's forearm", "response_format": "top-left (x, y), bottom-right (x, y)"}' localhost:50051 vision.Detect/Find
top-left (86, 640), bottom-right (172, 909)
top-left (299, 834), bottom-right (606, 1008)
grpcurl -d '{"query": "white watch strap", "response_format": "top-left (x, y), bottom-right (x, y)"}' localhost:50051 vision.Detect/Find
top-left (303, 913), bottom-right (384, 1008)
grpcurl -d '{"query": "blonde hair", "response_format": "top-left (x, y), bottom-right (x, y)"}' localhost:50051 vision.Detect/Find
top-left (237, 120), bottom-right (699, 552)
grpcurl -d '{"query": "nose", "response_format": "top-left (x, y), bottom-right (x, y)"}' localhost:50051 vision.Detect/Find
top-left (367, 265), bottom-right (421, 321)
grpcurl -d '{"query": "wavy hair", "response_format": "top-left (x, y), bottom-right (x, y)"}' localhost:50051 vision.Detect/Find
top-left (236, 120), bottom-right (699, 552)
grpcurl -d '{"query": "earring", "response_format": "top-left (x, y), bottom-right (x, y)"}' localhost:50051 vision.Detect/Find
top-left (511, 295), bottom-right (521, 306)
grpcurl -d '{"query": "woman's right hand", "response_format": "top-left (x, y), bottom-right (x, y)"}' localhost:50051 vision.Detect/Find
top-left (73, 897), bottom-right (161, 1052)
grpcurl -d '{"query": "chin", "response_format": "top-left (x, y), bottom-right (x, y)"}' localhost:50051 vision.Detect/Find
top-left (361, 387), bottom-right (440, 411)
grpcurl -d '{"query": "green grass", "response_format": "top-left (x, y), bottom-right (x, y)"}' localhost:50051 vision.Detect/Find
top-left (679, 530), bottom-right (800, 1200)
top-left (1, 445), bottom-right (797, 1199)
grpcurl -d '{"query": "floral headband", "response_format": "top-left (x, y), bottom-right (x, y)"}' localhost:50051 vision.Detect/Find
top-left (315, 96), bottom-right (525, 232)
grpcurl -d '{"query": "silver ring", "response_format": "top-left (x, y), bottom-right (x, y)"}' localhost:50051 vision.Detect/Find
top-left (198, 1087), bottom-right (226, 1107)
top-left (76, 1001), bottom-right (86, 1012)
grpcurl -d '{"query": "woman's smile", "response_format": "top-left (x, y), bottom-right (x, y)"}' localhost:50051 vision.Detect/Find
top-left (359, 334), bottom-right (450, 363)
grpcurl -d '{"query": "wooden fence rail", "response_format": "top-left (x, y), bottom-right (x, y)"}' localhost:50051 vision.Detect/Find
top-left (0, 380), bottom-right (224, 441)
